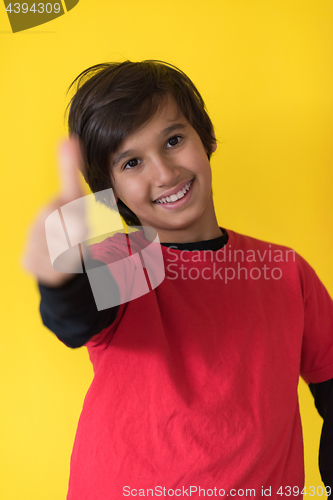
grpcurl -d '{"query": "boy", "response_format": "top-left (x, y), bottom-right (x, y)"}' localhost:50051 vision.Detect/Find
top-left (23, 61), bottom-right (333, 499)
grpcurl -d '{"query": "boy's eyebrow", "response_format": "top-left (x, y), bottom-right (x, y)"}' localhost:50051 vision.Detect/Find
top-left (159, 122), bottom-right (187, 137)
top-left (112, 122), bottom-right (187, 166)
top-left (112, 149), bottom-right (137, 166)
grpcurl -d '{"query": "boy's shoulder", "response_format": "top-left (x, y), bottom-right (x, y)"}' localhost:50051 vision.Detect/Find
top-left (227, 228), bottom-right (322, 294)
top-left (227, 228), bottom-right (307, 264)
top-left (227, 228), bottom-right (295, 252)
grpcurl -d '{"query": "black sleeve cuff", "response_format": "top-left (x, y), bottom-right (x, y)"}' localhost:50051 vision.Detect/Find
top-left (39, 259), bottom-right (120, 348)
top-left (309, 379), bottom-right (333, 492)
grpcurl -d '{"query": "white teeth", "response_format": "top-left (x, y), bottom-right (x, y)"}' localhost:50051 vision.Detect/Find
top-left (155, 179), bottom-right (192, 204)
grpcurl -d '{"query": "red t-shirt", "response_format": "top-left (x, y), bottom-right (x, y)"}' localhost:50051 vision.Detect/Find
top-left (67, 229), bottom-right (333, 499)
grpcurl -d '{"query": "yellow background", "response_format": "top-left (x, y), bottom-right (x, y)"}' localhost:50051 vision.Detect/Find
top-left (1, 1), bottom-right (333, 498)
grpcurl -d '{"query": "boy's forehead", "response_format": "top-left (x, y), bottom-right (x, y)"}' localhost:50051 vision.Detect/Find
top-left (140, 95), bottom-right (186, 131)
top-left (114, 97), bottom-right (188, 152)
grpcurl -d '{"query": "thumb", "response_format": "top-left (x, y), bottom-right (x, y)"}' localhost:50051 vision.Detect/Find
top-left (58, 137), bottom-right (85, 200)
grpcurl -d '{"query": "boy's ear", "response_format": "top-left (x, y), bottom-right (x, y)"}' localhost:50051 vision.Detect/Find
top-left (206, 140), bottom-right (217, 159)
top-left (211, 141), bottom-right (217, 153)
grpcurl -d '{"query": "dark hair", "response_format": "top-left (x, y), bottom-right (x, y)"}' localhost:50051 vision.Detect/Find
top-left (67, 60), bottom-right (216, 226)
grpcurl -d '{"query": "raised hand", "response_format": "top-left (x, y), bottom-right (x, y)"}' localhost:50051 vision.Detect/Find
top-left (22, 137), bottom-right (87, 287)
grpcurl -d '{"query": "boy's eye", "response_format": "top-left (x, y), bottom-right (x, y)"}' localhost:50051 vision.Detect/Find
top-left (167, 135), bottom-right (182, 148)
top-left (123, 159), bottom-right (140, 170)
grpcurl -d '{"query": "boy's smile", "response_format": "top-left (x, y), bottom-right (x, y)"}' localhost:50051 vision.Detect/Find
top-left (153, 178), bottom-right (193, 207)
top-left (110, 95), bottom-right (221, 243)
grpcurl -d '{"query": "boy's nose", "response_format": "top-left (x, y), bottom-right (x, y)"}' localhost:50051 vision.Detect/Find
top-left (150, 156), bottom-right (181, 186)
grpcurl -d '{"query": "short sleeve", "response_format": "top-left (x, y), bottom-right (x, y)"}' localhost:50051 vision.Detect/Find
top-left (299, 256), bottom-right (333, 384)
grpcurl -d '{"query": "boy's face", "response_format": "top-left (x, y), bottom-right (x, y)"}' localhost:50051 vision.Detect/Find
top-left (110, 95), bottom-right (219, 243)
